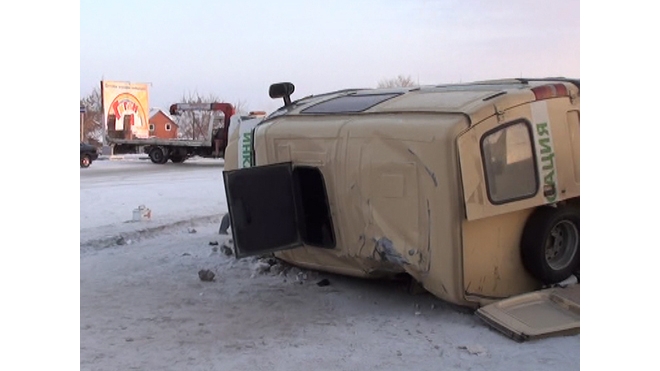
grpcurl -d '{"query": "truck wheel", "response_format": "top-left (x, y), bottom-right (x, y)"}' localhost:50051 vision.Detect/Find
top-left (520, 206), bottom-right (580, 285)
top-left (170, 155), bottom-right (186, 163)
top-left (80, 155), bottom-right (91, 168)
top-left (149, 147), bottom-right (168, 164)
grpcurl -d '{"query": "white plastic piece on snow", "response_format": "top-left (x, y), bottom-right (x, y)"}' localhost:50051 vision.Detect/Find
top-left (132, 205), bottom-right (151, 221)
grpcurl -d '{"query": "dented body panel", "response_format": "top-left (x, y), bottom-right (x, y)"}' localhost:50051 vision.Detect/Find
top-left (224, 78), bottom-right (580, 309)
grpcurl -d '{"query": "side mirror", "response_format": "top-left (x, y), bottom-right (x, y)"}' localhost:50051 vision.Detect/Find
top-left (269, 82), bottom-right (295, 106)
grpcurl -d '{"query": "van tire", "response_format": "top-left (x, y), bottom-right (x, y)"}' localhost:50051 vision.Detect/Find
top-left (520, 205), bottom-right (579, 284)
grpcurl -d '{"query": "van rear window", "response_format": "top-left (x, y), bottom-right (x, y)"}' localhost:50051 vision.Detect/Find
top-left (481, 121), bottom-right (538, 204)
top-left (301, 93), bottom-right (401, 114)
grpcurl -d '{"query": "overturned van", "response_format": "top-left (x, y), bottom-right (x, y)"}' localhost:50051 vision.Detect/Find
top-left (222, 78), bottom-right (580, 340)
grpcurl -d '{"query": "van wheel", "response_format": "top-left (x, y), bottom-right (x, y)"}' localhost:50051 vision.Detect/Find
top-left (520, 206), bottom-right (579, 284)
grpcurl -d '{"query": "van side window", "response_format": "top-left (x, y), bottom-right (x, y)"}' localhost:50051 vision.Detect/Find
top-left (481, 121), bottom-right (538, 204)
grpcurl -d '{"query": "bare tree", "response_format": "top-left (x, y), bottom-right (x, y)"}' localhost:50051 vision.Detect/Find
top-left (80, 88), bottom-right (104, 145)
top-left (174, 92), bottom-right (250, 140)
top-left (377, 75), bottom-right (417, 88)
top-left (233, 99), bottom-right (249, 115)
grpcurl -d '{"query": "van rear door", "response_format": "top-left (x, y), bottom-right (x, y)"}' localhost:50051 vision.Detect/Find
top-left (223, 162), bottom-right (303, 258)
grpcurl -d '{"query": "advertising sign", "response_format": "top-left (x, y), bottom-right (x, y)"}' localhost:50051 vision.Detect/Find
top-left (101, 80), bottom-right (150, 141)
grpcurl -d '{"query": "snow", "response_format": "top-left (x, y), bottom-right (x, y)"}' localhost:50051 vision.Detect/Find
top-left (79, 158), bottom-right (580, 370)
top-left (80, 156), bottom-right (226, 248)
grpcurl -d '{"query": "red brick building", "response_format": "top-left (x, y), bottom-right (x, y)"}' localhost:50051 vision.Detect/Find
top-left (148, 109), bottom-right (179, 139)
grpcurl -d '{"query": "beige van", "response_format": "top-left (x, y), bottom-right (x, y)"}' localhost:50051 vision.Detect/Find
top-left (223, 78), bottom-right (580, 340)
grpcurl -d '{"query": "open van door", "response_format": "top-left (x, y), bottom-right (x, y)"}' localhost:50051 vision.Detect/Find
top-left (476, 284), bottom-right (579, 341)
top-left (223, 162), bottom-right (303, 258)
top-left (223, 162), bottom-right (336, 259)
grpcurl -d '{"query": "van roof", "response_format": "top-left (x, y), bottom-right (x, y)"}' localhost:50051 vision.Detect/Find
top-left (266, 77), bottom-right (579, 119)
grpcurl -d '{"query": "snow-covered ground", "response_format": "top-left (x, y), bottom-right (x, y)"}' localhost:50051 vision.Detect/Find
top-left (80, 157), bottom-right (226, 248)
top-left (79, 158), bottom-right (580, 370)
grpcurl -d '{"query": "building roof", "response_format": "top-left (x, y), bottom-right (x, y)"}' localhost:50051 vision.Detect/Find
top-left (149, 108), bottom-right (178, 126)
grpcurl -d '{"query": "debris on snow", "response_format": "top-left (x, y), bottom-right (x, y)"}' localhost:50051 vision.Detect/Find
top-left (198, 269), bottom-right (215, 282)
top-left (188, 227), bottom-right (197, 234)
top-left (286, 266), bottom-right (302, 277)
top-left (543, 274), bottom-right (579, 289)
top-left (251, 260), bottom-right (272, 276)
top-left (556, 274), bottom-right (579, 288)
top-left (209, 241), bottom-right (219, 246)
top-left (269, 263), bottom-right (286, 276)
top-left (182, 252), bottom-right (191, 257)
top-left (458, 344), bottom-right (488, 356)
top-left (316, 278), bottom-right (331, 287)
top-left (246, 256), bottom-right (318, 283)
top-left (220, 243), bottom-right (234, 256)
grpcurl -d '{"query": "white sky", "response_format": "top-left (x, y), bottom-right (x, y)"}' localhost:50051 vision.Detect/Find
top-left (80, 0), bottom-right (579, 113)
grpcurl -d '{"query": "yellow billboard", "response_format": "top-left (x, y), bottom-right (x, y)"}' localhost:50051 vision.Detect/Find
top-left (101, 80), bottom-right (150, 140)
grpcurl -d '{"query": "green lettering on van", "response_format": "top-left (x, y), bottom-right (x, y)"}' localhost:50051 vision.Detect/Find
top-left (535, 121), bottom-right (557, 203)
top-left (536, 122), bottom-right (550, 136)
top-left (544, 176), bottom-right (557, 202)
top-left (538, 137), bottom-right (552, 155)
top-left (242, 132), bottom-right (252, 168)
top-left (541, 152), bottom-right (555, 171)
